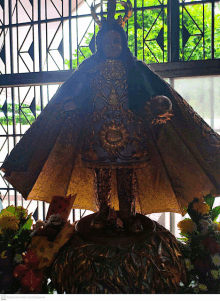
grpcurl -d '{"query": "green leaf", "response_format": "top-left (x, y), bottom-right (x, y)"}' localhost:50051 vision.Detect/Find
top-left (1, 205), bottom-right (16, 215)
top-left (22, 216), bottom-right (33, 230)
top-left (204, 194), bottom-right (215, 210)
top-left (211, 206), bottom-right (220, 222)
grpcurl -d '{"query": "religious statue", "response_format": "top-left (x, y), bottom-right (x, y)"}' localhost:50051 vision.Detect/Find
top-left (2, 0), bottom-right (220, 229)
top-left (2, 0), bottom-right (220, 293)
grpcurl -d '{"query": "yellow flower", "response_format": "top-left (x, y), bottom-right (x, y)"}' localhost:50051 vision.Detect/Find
top-left (211, 254), bottom-right (220, 267)
top-left (15, 206), bottom-right (28, 219)
top-left (0, 250), bottom-right (7, 259)
top-left (177, 219), bottom-right (197, 234)
top-left (211, 270), bottom-right (219, 280)
top-left (0, 214), bottom-right (19, 231)
top-left (193, 199), bottom-right (210, 215)
top-left (198, 284), bottom-right (208, 291)
top-left (214, 222), bottom-right (220, 231)
top-left (0, 211), bottom-right (14, 218)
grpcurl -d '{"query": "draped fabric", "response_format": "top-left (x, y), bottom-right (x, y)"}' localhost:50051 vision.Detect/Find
top-left (1, 52), bottom-right (220, 215)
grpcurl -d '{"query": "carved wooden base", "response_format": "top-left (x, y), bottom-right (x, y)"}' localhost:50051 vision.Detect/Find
top-left (51, 213), bottom-right (186, 294)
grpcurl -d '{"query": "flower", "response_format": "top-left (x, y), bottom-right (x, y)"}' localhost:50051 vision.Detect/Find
top-left (14, 206), bottom-right (28, 219)
top-left (0, 214), bottom-right (19, 230)
top-left (0, 211), bottom-right (14, 218)
top-left (211, 269), bottom-right (219, 279)
top-left (193, 287), bottom-right (199, 293)
top-left (14, 253), bottom-right (23, 263)
top-left (177, 218), bottom-right (197, 234)
top-left (185, 259), bottom-right (194, 271)
top-left (214, 222), bottom-right (220, 231)
top-left (194, 257), bottom-right (211, 275)
top-left (211, 254), bottom-right (220, 267)
top-left (201, 236), bottom-right (220, 254)
top-left (199, 220), bottom-right (211, 234)
top-left (198, 284), bottom-right (208, 291)
top-left (192, 199), bottom-right (210, 215)
top-left (199, 219), bottom-right (210, 229)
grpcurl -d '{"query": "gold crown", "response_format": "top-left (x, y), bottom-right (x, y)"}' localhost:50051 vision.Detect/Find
top-left (91, 0), bottom-right (133, 29)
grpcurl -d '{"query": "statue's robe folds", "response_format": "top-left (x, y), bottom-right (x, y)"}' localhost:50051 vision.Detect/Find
top-left (1, 54), bottom-right (220, 215)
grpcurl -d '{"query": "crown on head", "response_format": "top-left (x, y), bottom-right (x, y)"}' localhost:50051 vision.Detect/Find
top-left (91, 0), bottom-right (133, 29)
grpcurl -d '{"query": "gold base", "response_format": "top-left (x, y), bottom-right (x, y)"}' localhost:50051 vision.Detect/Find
top-left (51, 214), bottom-right (186, 293)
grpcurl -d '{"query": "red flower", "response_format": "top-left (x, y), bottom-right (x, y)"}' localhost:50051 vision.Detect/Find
top-left (201, 237), bottom-right (220, 255)
top-left (13, 264), bottom-right (28, 280)
top-left (22, 249), bottom-right (39, 269)
top-left (194, 257), bottom-right (212, 276)
top-left (21, 269), bottom-right (44, 292)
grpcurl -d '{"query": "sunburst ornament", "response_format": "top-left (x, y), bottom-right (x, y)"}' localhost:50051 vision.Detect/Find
top-left (99, 121), bottom-right (129, 154)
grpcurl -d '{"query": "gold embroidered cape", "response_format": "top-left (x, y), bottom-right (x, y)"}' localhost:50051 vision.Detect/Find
top-left (1, 55), bottom-right (220, 215)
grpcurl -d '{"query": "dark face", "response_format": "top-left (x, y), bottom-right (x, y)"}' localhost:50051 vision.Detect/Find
top-left (102, 30), bottom-right (122, 59)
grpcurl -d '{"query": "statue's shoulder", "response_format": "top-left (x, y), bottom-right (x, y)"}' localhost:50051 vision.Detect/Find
top-left (62, 55), bottom-right (99, 88)
top-left (135, 59), bottom-right (156, 74)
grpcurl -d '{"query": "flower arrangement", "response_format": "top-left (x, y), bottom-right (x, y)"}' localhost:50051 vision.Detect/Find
top-left (0, 205), bottom-right (34, 293)
top-left (177, 195), bottom-right (220, 293)
top-left (0, 196), bottom-right (76, 294)
top-left (1, 195), bottom-right (220, 294)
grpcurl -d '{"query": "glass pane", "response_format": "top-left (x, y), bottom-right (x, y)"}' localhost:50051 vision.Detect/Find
top-left (174, 75), bottom-right (220, 131)
top-left (173, 75), bottom-right (220, 236)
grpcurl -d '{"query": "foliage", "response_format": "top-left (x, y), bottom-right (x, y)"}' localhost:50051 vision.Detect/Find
top-left (0, 205), bottom-right (58, 293)
top-left (65, 32), bottom-right (95, 69)
top-left (0, 205), bottom-right (34, 293)
top-left (65, 0), bottom-right (220, 69)
top-left (177, 195), bottom-right (220, 294)
top-left (0, 103), bottom-right (41, 126)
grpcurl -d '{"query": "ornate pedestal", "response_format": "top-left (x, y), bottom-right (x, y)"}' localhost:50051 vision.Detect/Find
top-left (51, 213), bottom-right (186, 293)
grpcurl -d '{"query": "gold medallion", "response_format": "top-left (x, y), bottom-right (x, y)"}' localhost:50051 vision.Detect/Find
top-left (99, 122), bottom-right (129, 154)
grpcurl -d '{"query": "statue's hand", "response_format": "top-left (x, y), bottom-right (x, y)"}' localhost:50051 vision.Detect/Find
top-left (149, 95), bottom-right (173, 125)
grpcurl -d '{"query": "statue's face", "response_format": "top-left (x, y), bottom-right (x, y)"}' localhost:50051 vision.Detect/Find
top-left (102, 30), bottom-right (122, 59)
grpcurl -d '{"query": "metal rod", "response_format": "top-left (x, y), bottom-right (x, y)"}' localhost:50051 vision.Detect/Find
top-left (76, 0), bottom-right (79, 66)
top-left (43, 201), bottom-right (46, 221)
top-left (16, 0), bottom-right (19, 73)
top-left (62, 0), bottom-right (64, 70)
top-left (168, 0), bottom-right (179, 62)
top-left (69, 0), bottom-right (72, 70)
top-left (45, 0), bottom-right (49, 71)
top-left (182, 2), bottom-right (184, 61)
top-left (26, 199), bottom-right (33, 210)
top-left (134, 0), bottom-right (137, 57)
top-left (38, 0), bottom-right (42, 72)
top-left (162, 2), bottom-right (164, 62)
top-left (72, 209), bottom-right (75, 222)
top-left (142, 0), bottom-right (144, 61)
top-left (9, 0), bottom-right (18, 210)
top-left (211, 0), bottom-right (215, 59)
top-left (32, 0), bottom-right (35, 73)
top-left (203, 1), bottom-right (205, 60)
top-left (0, 4), bottom-right (171, 30)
